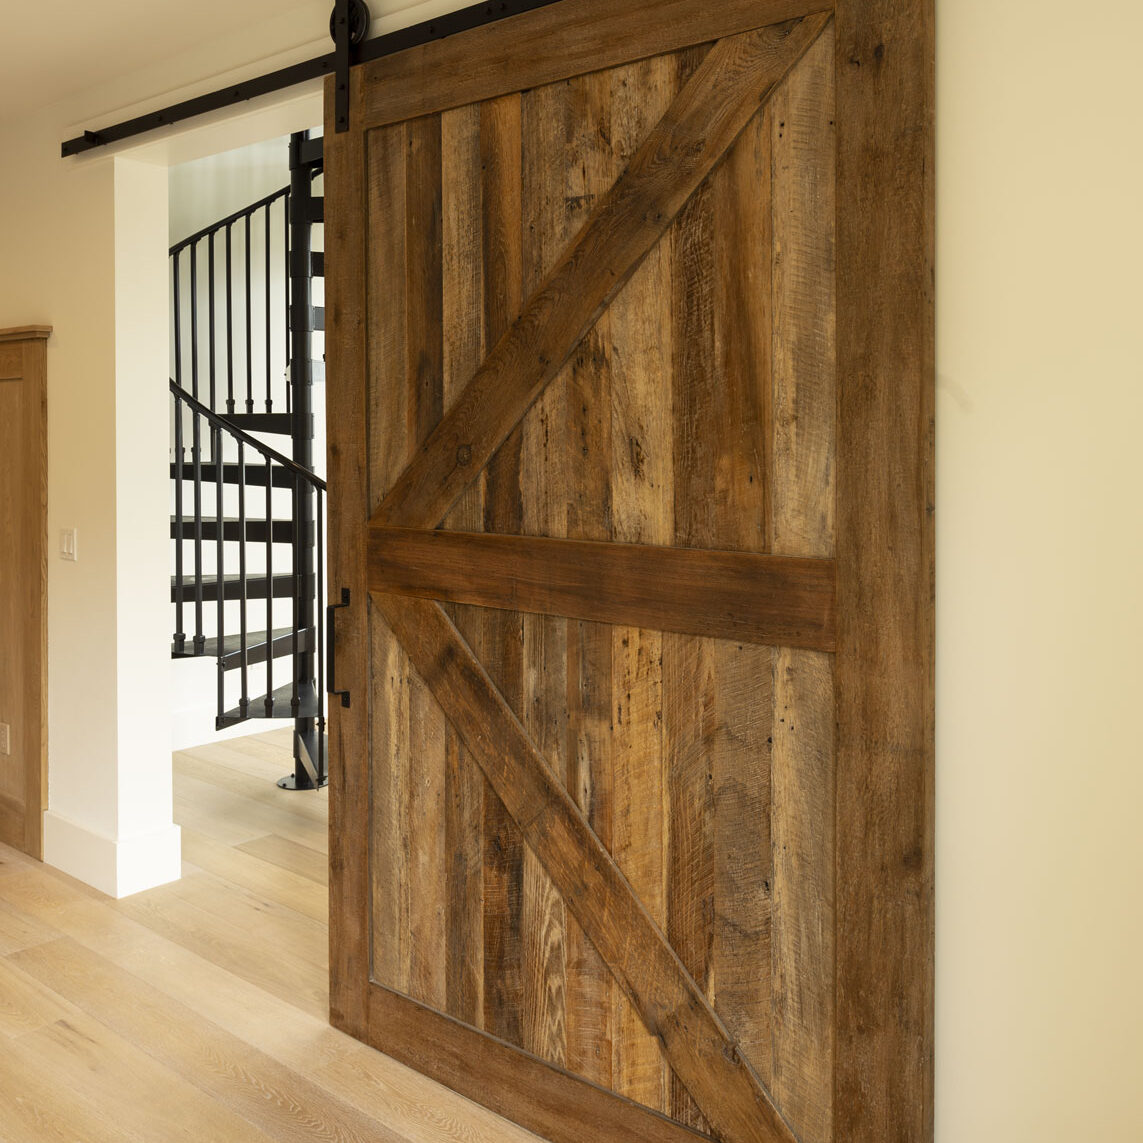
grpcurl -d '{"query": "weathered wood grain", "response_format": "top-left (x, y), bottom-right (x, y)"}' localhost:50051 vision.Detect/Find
top-left (518, 71), bottom-right (572, 1071)
top-left (364, 982), bottom-right (705, 1143)
top-left (373, 15), bottom-right (830, 533)
top-left (363, 119), bottom-right (413, 1001)
top-left (324, 71), bottom-right (374, 1041)
top-left (833, 0), bottom-right (936, 1139)
top-left (440, 102), bottom-right (487, 1028)
top-left (478, 91), bottom-right (528, 1049)
top-left (403, 112), bottom-right (449, 1015)
top-left (373, 593), bottom-right (798, 1143)
top-left (768, 28), bottom-right (838, 1143)
top-left (359, 0), bottom-right (833, 129)
top-left (606, 56), bottom-right (676, 1112)
top-left (368, 526), bottom-right (837, 650)
top-left (771, 647), bottom-right (835, 1142)
top-left (771, 25), bottom-right (836, 560)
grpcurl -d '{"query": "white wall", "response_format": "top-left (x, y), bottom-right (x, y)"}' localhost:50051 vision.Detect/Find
top-left (936, 2), bottom-right (1143, 1139)
top-left (0, 0), bottom-right (460, 895)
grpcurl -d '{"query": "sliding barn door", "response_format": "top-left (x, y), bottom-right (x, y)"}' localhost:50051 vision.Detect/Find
top-left (325, 2), bottom-right (933, 1142)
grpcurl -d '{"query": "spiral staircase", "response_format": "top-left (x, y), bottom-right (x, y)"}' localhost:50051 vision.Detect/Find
top-left (169, 131), bottom-right (329, 790)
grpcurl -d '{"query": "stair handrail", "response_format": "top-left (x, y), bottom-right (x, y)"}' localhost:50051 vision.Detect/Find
top-left (170, 379), bottom-right (326, 491)
top-left (169, 185), bottom-right (290, 257)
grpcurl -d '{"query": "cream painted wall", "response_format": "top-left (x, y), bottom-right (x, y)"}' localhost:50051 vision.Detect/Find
top-left (0, 0), bottom-right (442, 894)
top-left (0, 0), bottom-right (1138, 1131)
top-left (935, 2), bottom-right (1143, 1139)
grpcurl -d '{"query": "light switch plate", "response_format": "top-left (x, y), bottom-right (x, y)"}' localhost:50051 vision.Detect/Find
top-left (60, 528), bottom-right (78, 561)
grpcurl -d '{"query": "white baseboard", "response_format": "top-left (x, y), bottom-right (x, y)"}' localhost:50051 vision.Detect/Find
top-left (42, 812), bottom-right (182, 898)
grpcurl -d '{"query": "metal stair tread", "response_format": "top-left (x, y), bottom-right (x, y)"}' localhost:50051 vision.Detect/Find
top-left (171, 625), bottom-right (313, 665)
top-left (217, 681), bottom-right (320, 729)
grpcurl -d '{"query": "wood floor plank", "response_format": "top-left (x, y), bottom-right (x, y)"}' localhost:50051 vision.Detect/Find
top-left (0, 733), bottom-right (545, 1143)
top-left (11, 938), bottom-right (407, 1143)
top-left (114, 886), bottom-right (329, 1019)
top-left (0, 953), bottom-right (78, 1037)
top-left (237, 832), bottom-right (329, 885)
top-left (176, 749), bottom-right (329, 825)
top-left (0, 894), bottom-right (62, 955)
top-left (11, 1007), bottom-right (283, 1143)
top-left (139, 866), bottom-right (329, 971)
top-left (180, 827), bottom-right (327, 923)
top-left (174, 770), bottom-right (329, 852)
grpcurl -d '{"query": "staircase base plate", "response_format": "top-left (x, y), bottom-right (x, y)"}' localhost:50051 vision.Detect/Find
top-left (277, 772), bottom-right (328, 791)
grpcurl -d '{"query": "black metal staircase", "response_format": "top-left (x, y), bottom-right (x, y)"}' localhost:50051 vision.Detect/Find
top-left (170, 130), bottom-right (328, 790)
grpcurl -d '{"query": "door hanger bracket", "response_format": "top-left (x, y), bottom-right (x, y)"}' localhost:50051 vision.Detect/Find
top-left (330, 0), bottom-right (372, 133)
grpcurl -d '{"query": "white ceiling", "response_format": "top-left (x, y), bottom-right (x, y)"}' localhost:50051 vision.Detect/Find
top-left (0, 1), bottom-right (327, 120)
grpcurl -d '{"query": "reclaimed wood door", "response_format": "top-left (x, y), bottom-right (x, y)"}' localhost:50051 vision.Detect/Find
top-left (324, 2), bottom-right (933, 1142)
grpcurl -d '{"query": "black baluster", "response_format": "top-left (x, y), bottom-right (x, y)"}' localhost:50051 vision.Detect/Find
top-left (291, 476), bottom-right (300, 716)
top-left (245, 213), bottom-right (253, 414)
top-left (284, 193), bottom-right (292, 416)
top-left (265, 465), bottom-right (274, 716)
top-left (316, 488), bottom-right (325, 780)
top-left (192, 407), bottom-right (205, 652)
top-left (238, 441), bottom-right (249, 718)
top-left (215, 425), bottom-right (225, 719)
top-left (226, 225), bottom-right (235, 415)
top-left (265, 205), bottom-right (272, 413)
top-left (208, 232), bottom-right (216, 416)
top-left (173, 251), bottom-right (182, 392)
top-left (190, 244), bottom-right (199, 402)
top-left (173, 393), bottom-right (185, 653)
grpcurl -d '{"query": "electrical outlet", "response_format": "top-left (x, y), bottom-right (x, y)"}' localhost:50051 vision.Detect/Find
top-left (60, 528), bottom-right (78, 561)
top-left (0, 722), bottom-right (10, 756)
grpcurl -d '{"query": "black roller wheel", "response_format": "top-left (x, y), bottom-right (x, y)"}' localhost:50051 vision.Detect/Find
top-left (329, 0), bottom-right (371, 47)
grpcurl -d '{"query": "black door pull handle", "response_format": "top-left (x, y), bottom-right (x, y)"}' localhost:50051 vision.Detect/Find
top-left (327, 588), bottom-right (350, 708)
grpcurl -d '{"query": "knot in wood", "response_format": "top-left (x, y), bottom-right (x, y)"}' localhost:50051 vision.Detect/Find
top-left (456, 444), bottom-right (473, 467)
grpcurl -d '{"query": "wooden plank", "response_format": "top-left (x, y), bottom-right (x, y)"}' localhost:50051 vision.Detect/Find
top-left (236, 833), bottom-right (327, 885)
top-left (440, 102), bottom-right (487, 1028)
top-left (12, 939), bottom-right (399, 1143)
top-left (661, 633), bottom-right (715, 1134)
top-left (179, 828), bottom-right (327, 923)
top-left (712, 94), bottom-right (773, 554)
top-left (369, 526), bottom-right (837, 650)
top-left (606, 54), bottom-right (675, 1112)
top-left (359, 0), bottom-right (832, 129)
top-left (663, 57), bottom-right (719, 1123)
top-left (771, 647), bottom-right (835, 1142)
top-left (519, 70), bottom-right (572, 1071)
top-left (323, 68), bottom-right (373, 1041)
top-left (478, 90), bottom-right (527, 1049)
top-left (374, 594), bottom-right (798, 1143)
top-left (373, 16), bottom-right (830, 533)
top-left (365, 122), bottom-right (409, 507)
top-left (768, 26), bottom-right (838, 1143)
top-left (364, 982), bottom-right (705, 1143)
top-left (370, 611), bottom-right (412, 995)
top-left (771, 25), bottom-right (836, 559)
top-left (404, 110), bottom-right (449, 1015)
top-left (833, 0), bottom-right (936, 1139)
top-left (362, 118), bottom-right (414, 1003)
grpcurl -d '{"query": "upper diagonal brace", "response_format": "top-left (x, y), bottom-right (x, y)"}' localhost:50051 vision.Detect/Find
top-left (372, 13), bottom-right (830, 530)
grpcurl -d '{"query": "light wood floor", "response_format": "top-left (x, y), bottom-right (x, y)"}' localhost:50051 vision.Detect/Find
top-left (0, 729), bottom-right (543, 1143)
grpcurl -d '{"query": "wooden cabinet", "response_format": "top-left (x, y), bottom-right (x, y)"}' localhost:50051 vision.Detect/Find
top-left (0, 325), bottom-right (49, 858)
